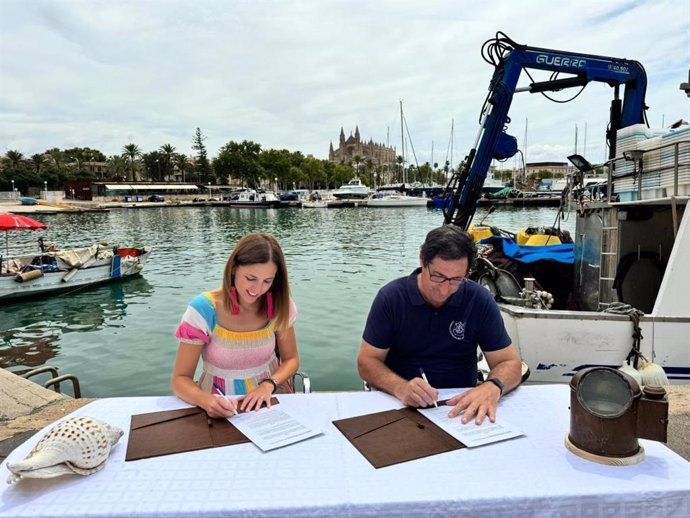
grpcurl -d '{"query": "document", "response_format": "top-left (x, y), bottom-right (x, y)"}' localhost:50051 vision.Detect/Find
top-left (230, 406), bottom-right (322, 451)
top-left (418, 405), bottom-right (524, 448)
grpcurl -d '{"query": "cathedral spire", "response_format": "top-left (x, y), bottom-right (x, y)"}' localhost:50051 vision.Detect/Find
top-left (355, 125), bottom-right (360, 141)
top-left (339, 127), bottom-right (345, 144)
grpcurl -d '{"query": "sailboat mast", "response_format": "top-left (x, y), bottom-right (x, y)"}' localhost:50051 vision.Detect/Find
top-left (450, 119), bottom-right (454, 174)
top-left (430, 140), bottom-right (434, 186)
top-left (574, 124), bottom-right (578, 154)
top-left (386, 126), bottom-right (390, 185)
top-left (400, 100), bottom-right (405, 184)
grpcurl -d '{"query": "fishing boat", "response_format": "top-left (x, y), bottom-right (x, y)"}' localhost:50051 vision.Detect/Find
top-left (440, 34), bottom-right (690, 385)
top-left (1, 243), bottom-right (152, 302)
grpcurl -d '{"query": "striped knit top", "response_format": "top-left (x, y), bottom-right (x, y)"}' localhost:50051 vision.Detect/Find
top-left (175, 291), bottom-right (298, 395)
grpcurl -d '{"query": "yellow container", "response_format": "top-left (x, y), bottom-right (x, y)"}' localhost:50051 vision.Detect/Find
top-left (517, 228), bottom-right (562, 246)
top-left (468, 225), bottom-right (494, 243)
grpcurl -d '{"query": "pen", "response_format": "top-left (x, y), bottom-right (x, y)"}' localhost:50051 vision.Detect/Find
top-left (419, 368), bottom-right (438, 408)
top-left (212, 383), bottom-right (239, 416)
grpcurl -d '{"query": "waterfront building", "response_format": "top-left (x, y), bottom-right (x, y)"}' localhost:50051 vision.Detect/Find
top-left (328, 126), bottom-right (396, 168)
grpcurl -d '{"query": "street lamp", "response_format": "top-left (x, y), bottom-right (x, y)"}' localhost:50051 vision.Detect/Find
top-left (44, 181), bottom-right (48, 200)
top-left (274, 177), bottom-right (278, 192)
top-left (70, 188), bottom-right (75, 200)
top-left (207, 182), bottom-right (211, 200)
top-left (11, 180), bottom-right (14, 200)
top-left (156, 159), bottom-right (161, 181)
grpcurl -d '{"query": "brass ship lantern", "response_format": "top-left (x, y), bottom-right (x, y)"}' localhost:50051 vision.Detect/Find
top-left (565, 367), bottom-right (668, 465)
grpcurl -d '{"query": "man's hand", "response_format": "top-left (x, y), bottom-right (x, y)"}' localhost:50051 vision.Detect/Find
top-left (446, 381), bottom-right (501, 424)
top-left (394, 376), bottom-right (438, 407)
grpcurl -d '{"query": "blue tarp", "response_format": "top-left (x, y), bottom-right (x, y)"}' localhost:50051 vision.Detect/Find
top-left (479, 236), bottom-right (575, 264)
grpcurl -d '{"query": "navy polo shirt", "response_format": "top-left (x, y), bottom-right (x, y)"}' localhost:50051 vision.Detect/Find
top-left (363, 268), bottom-right (512, 388)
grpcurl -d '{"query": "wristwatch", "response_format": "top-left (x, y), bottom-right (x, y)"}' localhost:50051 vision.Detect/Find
top-left (260, 377), bottom-right (278, 394)
top-left (485, 378), bottom-right (505, 396)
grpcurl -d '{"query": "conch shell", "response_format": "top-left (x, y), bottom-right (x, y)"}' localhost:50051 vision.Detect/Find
top-left (6, 416), bottom-right (123, 484)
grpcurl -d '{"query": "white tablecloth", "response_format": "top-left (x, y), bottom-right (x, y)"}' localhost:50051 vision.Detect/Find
top-left (1, 385), bottom-right (688, 517)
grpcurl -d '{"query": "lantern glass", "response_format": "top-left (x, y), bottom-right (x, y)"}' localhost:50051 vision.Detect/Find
top-left (577, 369), bottom-right (633, 418)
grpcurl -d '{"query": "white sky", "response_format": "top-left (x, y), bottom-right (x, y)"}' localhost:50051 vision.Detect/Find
top-left (1, 0), bottom-right (688, 168)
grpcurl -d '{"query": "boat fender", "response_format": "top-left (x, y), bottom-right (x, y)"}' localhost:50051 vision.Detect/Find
top-left (618, 362), bottom-right (643, 386)
top-left (62, 268), bottom-right (78, 283)
top-left (14, 269), bottom-right (44, 283)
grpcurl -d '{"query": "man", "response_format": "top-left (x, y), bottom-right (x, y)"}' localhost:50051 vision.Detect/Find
top-left (357, 225), bottom-right (522, 424)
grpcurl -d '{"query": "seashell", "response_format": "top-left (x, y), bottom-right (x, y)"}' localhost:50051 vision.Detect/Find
top-left (6, 416), bottom-right (123, 484)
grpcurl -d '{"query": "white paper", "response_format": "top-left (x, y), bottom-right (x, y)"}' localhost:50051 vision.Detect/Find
top-left (230, 406), bottom-right (322, 451)
top-left (418, 405), bottom-right (524, 448)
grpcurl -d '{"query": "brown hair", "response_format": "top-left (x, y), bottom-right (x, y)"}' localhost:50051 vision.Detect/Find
top-left (222, 232), bottom-right (291, 331)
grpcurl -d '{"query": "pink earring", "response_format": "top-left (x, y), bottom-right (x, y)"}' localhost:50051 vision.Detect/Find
top-left (230, 286), bottom-right (240, 315)
top-left (266, 291), bottom-right (274, 320)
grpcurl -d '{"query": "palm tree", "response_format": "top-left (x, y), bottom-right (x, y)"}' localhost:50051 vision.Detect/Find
top-left (121, 144), bottom-right (142, 182)
top-left (353, 155), bottom-right (362, 178)
top-left (174, 153), bottom-right (191, 183)
top-left (106, 155), bottom-right (129, 180)
top-left (159, 144), bottom-right (176, 181)
top-left (31, 154), bottom-right (45, 175)
top-left (396, 155), bottom-right (404, 183)
top-left (3, 150), bottom-right (24, 172)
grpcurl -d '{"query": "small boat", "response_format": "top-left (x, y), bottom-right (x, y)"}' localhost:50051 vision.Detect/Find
top-left (331, 178), bottom-right (370, 200)
top-left (222, 189), bottom-right (281, 208)
top-left (301, 192), bottom-right (330, 208)
top-left (367, 192), bottom-right (428, 207)
top-left (18, 197), bottom-right (38, 206)
top-left (1, 244), bottom-right (152, 302)
top-left (301, 200), bottom-right (329, 208)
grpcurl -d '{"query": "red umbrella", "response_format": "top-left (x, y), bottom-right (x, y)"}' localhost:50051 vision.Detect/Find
top-left (0, 213), bottom-right (48, 255)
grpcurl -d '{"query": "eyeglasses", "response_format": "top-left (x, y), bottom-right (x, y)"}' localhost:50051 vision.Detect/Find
top-left (427, 266), bottom-right (465, 286)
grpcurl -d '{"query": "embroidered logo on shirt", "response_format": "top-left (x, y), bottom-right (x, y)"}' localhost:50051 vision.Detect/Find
top-left (449, 320), bottom-right (466, 340)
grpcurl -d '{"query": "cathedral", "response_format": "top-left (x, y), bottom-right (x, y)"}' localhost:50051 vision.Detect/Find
top-left (328, 126), bottom-right (396, 167)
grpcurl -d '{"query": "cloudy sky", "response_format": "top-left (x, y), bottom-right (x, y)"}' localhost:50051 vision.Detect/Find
top-left (1, 0), bottom-right (688, 169)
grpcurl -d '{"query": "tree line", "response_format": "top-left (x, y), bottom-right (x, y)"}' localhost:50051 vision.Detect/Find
top-left (1, 127), bottom-right (450, 194)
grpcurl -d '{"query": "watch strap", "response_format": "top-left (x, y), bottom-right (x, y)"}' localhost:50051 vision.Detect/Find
top-left (260, 377), bottom-right (278, 394)
top-left (485, 378), bottom-right (504, 396)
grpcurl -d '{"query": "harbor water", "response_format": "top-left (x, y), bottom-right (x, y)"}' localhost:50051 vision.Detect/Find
top-left (0, 205), bottom-right (574, 397)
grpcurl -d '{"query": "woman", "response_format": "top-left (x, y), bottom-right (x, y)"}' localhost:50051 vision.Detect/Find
top-left (172, 232), bottom-right (299, 417)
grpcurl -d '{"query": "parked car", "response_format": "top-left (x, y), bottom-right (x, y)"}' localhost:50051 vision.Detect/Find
top-left (148, 195), bottom-right (165, 202)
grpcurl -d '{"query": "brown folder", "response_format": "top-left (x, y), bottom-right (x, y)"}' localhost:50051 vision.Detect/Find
top-left (332, 403), bottom-right (465, 468)
top-left (125, 398), bottom-right (278, 461)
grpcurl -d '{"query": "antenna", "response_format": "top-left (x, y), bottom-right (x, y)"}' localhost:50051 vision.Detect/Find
top-left (574, 124), bottom-right (578, 155)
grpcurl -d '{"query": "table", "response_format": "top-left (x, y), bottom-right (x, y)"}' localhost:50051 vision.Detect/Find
top-left (1, 385), bottom-right (688, 517)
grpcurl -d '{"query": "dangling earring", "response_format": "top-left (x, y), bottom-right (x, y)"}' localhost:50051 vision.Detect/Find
top-left (266, 291), bottom-right (274, 320)
top-left (230, 286), bottom-right (240, 315)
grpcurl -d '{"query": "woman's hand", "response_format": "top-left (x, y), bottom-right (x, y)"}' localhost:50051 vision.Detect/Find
top-left (205, 394), bottom-right (239, 418)
top-left (239, 381), bottom-right (275, 412)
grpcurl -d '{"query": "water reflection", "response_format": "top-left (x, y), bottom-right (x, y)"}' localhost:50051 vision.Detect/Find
top-left (0, 276), bottom-right (153, 372)
top-left (0, 205), bottom-right (574, 395)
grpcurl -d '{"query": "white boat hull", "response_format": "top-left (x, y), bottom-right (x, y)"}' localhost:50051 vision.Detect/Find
top-left (499, 306), bottom-right (690, 384)
top-left (1, 247), bottom-right (152, 301)
top-left (368, 196), bottom-right (428, 207)
top-left (491, 188), bottom-right (690, 385)
top-left (301, 201), bottom-right (329, 208)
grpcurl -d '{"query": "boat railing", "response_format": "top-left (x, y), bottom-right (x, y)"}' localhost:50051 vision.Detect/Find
top-left (606, 138), bottom-right (690, 202)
